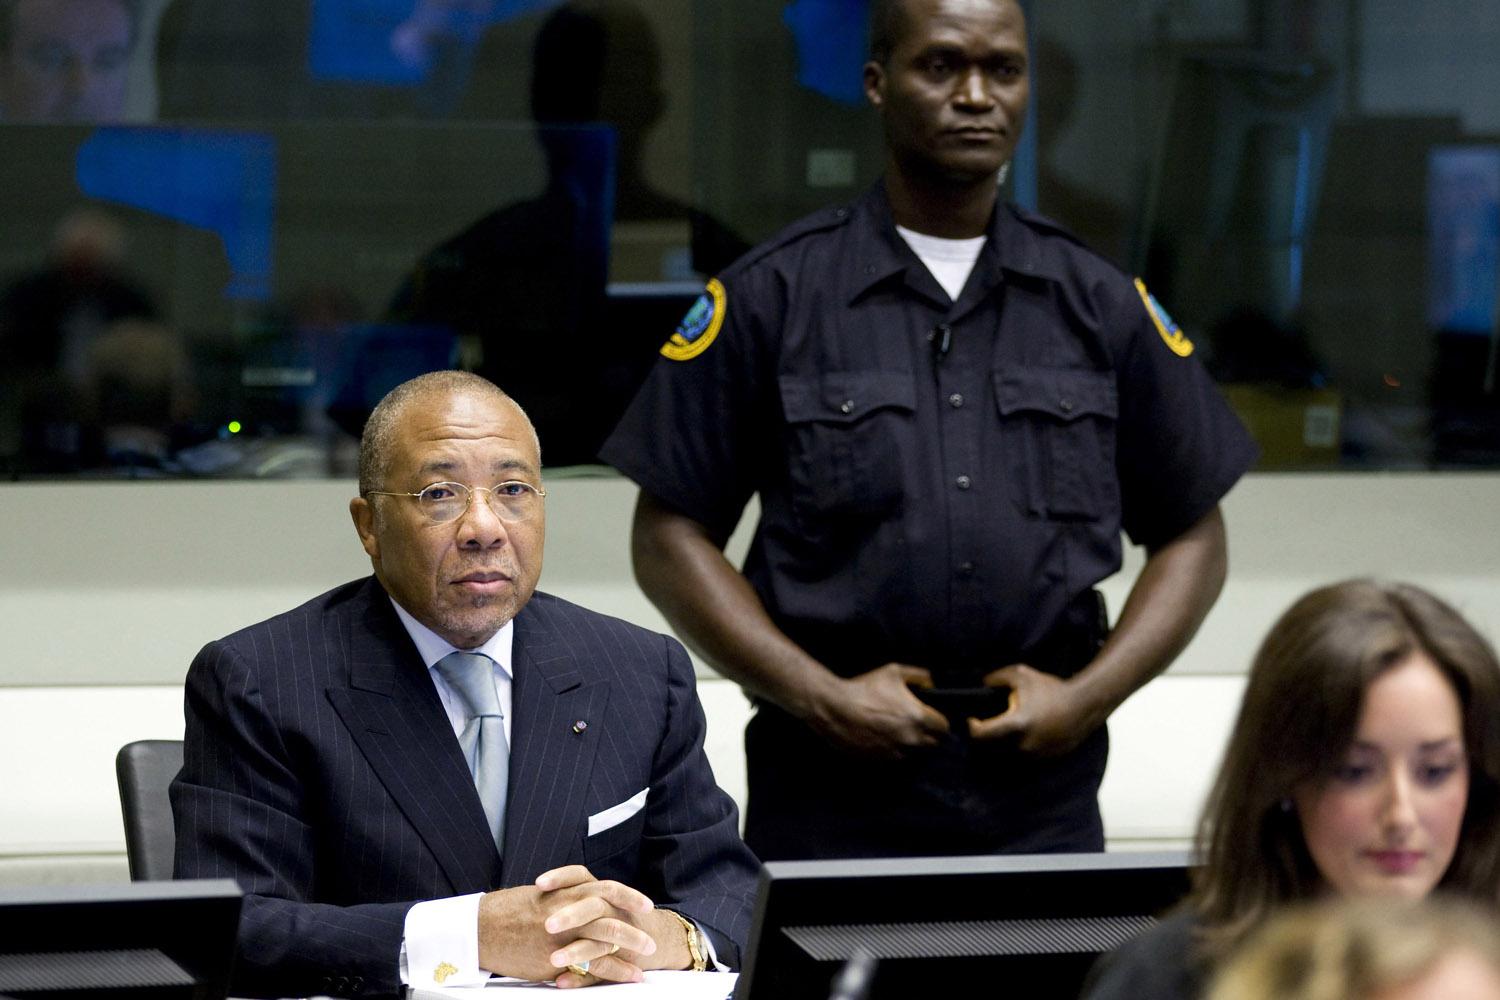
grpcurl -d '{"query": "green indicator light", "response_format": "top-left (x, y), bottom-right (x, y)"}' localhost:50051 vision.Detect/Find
top-left (227, 421), bottom-right (242, 434)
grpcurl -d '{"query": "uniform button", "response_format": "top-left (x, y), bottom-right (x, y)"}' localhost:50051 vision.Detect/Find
top-left (835, 207), bottom-right (849, 219)
top-left (839, 399), bottom-right (854, 414)
top-left (957, 561), bottom-right (975, 577)
top-left (864, 263), bottom-right (877, 275)
top-left (1060, 398), bottom-right (1074, 413)
top-left (948, 393), bottom-right (964, 408)
top-left (955, 475), bottom-right (972, 490)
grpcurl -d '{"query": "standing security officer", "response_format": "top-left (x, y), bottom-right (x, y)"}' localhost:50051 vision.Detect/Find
top-left (600, 0), bottom-right (1257, 859)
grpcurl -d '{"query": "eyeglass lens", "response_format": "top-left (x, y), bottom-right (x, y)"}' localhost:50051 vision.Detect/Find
top-left (418, 483), bottom-right (540, 523)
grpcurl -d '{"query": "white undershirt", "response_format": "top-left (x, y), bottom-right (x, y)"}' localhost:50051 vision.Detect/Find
top-left (896, 224), bottom-right (987, 302)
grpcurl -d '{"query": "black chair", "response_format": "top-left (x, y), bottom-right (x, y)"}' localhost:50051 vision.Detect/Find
top-left (115, 739), bottom-right (184, 881)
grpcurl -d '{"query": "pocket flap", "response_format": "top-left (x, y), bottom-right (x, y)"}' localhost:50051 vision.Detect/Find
top-left (779, 371), bottom-right (916, 424)
top-left (994, 368), bottom-right (1118, 422)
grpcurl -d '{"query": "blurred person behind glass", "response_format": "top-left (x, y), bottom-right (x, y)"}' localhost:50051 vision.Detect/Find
top-left (0, 0), bottom-right (138, 122)
top-left (1085, 579), bottom-right (1500, 1000)
top-left (82, 316), bottom-right (196, 475)
top-left (1207, 896), bottom-right (1500, 1000)
top-left (458, 0), bottom-right (748, 277)
top-left (0, 206), bottom-right (158, 472)
top-left (391, 0), bottom-right (748, 466)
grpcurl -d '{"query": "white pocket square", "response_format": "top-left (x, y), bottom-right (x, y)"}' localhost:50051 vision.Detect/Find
top-left (587, 787), bottom-right (649, 836)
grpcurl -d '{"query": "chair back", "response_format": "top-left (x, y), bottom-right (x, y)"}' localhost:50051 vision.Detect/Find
top-left (115, 739), bottom-right (184, 881)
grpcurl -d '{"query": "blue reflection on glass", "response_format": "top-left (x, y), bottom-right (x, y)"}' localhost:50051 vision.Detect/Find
top-left (308, 0), bottom-right (561, 84)
top-left (75, 128), bottom-right (277, 302)
top-left (783, 0), bottom-right (870, 106)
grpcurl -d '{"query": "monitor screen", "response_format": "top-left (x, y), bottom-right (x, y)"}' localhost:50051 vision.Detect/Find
top-left (0, 879), bottom-right (242, 1000)
top-left (734, 851), bottom-right (1191, 1000)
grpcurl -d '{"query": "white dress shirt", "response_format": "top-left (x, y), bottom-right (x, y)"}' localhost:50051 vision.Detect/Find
top-left (391, 599), bottom-right (512, 989)
top-left (388, 599), bottom-right (723, 987)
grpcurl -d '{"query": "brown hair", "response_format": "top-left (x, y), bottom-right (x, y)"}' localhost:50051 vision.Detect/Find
top-left (1189, 580), bottom-right (1500, 957)
top-left (1207, 896), bottom-right (1500, 1000)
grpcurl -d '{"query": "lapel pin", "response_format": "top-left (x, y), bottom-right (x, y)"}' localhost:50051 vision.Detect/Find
top-left (572, 719), bottom-right (588, 734)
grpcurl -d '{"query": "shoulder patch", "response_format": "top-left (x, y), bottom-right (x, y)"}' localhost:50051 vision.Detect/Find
top-left (661, 278), bottom-right (727, 361)
top-left (1133, 278), bottom-right (1194, 358)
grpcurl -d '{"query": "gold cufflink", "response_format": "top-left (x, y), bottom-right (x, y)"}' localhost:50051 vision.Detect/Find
top-left (434, 962), bottom-right (458, 983)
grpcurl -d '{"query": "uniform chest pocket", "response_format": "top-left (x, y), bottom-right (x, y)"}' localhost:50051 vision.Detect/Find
top-left (778, 371), bottom-right (914, 524)
top-left (994, 368), bottom-right (1119, 521)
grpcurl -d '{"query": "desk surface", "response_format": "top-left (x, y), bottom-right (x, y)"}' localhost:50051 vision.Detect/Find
top-left (407, 970), bottom-right (737, 999)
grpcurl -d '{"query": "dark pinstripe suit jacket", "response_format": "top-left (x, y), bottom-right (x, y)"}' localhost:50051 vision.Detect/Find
top-left (171, 577), bottom-right (759, 999)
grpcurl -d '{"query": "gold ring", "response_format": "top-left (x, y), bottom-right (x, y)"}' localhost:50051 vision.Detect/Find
top-left (566, 961), bottom-right (591, 977)
top-left (608, 944), bottom-right (620, 956)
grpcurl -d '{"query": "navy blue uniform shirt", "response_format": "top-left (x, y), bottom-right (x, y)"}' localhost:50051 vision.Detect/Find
top-left (602, 182), bottom-right (1255, 682)
top-left (601, 182), bottom-right (1257, 857)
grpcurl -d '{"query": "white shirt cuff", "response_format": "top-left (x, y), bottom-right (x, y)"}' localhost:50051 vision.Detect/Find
top-left (401, 893), bottom-right (491, 988)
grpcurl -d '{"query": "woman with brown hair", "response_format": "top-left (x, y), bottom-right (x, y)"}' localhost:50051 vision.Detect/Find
top-left (1086, 579), bottom-right (1500, 1000)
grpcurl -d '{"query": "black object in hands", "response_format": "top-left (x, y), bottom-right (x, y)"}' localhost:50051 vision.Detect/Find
top-left (914, 686), bottom-right (1010, 722)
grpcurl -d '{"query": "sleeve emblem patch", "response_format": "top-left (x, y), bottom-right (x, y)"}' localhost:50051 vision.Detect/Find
top-left (1134, 278), bottom-right (1194, 358)
top-left (661, 278), bottom-right (727, 361)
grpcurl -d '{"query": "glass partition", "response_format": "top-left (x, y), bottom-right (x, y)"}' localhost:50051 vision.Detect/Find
top-left (1, 0), bottom-right (1497, 477)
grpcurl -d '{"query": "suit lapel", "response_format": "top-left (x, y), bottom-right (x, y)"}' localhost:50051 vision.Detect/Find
top-left (325, 583), bottom-right (504, 894)
top-left (501, 604), bottom-right (610, 885)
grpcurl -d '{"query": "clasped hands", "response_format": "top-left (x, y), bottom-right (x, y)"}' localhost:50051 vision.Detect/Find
top-left (477, 864), bottom-right (688, 988)
top-left (808, 662), bottom-right (1098, 759)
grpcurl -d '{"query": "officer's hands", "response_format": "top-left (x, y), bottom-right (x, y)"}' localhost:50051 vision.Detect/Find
top-left (967, 664), bottom-right (1097, 755)
top-left (808, 664), bottom-right (950, 759)
top-left (477, 865), bottom-right (660, 986)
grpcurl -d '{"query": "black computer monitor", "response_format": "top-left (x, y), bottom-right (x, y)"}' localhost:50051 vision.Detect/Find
top-left (0, 879), bottom-right (242, 1000)
top-left (734, 851), bottom-right (1191, 1000)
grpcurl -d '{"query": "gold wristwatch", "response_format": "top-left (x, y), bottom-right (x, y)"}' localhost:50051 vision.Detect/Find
top-left (665, 909), bottom-right (707, 971)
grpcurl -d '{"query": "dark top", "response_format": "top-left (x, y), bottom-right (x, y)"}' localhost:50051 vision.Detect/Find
top-left (601, 183), bottom-right (1256, 858)
top-left (1083, 911), bottom-right (1210, 1000)
top-left (601, 181), bottom-right (1257, 681)
top-left (172, 578), bottom-right (758, 998)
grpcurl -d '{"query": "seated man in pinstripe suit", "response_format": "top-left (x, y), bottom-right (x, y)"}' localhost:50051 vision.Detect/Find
top-left (172, 370), bottom-right (759, 999)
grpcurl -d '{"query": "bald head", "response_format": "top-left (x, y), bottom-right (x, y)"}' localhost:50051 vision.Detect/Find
top-left (358, 371), bottom-right (538, 495)
top-left (867, 0), bottom-right (909, 64)
top-left (869, 0), bottom-right (1022, 64)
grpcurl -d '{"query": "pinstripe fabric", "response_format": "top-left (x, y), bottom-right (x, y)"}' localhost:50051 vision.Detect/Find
top-left (170, 577), bottom-right (759, 999)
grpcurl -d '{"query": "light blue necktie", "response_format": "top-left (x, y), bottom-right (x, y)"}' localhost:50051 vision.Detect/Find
top-left (435, 651), bottom-right (509, 851)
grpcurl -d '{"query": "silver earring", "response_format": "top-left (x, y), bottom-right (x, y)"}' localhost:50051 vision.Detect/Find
top-left (997, 161), bottom-right (1011, 186)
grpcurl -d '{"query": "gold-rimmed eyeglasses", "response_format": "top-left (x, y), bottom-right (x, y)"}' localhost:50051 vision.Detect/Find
top-left (364, 481), bottom-right (547, 524)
